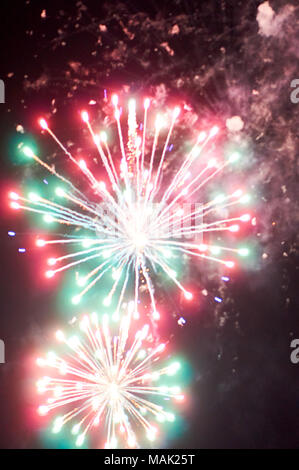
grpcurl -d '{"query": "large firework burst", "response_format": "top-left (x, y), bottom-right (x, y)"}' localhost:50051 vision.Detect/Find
top-left (10, 94), bottom-right (251, 320)
top-left (36, 305), bottom-right (184, 449)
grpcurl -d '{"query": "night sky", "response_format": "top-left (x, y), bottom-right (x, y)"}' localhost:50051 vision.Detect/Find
top-left (0, 0), bottom-right (298, 449)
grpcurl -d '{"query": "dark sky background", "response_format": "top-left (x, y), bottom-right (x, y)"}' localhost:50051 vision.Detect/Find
top-left (0, 0), bottom-right (298, 449)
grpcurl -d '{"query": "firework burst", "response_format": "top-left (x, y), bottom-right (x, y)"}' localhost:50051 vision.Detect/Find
top-left (36, 305), bottom-right (185, 449)
top-left (10, 94), bottom-right (251, 320)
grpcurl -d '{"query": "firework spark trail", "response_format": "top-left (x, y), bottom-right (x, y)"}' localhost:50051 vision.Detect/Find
top-left (10, 95), bottom-right (252, 319)
top-left (36, 307), bottom-right (184, 448)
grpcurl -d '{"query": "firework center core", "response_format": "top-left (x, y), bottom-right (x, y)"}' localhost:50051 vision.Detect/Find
top-left (108, 381), bottom-right (121, 401)
top-left (131, 231), bottom-right (147, 251)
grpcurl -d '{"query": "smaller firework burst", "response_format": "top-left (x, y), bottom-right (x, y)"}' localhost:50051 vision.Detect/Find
top-left (36, 304), bottom-right (185, 449)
